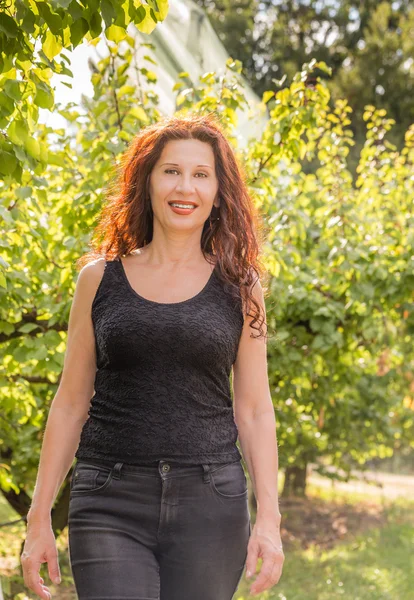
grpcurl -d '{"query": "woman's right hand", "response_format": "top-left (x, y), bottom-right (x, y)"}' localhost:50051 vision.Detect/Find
top-left (21, 519), bottom-right (61, 600)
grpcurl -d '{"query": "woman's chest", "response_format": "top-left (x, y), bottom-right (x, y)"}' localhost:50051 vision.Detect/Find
top-left (93, 296), bottom-right (243, 370)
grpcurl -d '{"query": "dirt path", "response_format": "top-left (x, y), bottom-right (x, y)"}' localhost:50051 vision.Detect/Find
top-left (277, 467), bottom-right (414, 551)
top-left (307, 465), bottom-right (414, 499)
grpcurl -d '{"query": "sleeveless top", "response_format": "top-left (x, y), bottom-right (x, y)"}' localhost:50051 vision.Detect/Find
top-left (74, 257), bottom-right (245, 466)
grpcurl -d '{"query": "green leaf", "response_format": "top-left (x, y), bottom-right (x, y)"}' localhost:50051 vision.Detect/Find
top-left (42, 30), bottom-right (63, 61)
top-left (55, 0), bottom-right (73, 8)
top-left (4, 80), bottom-right (22, 102)
top-left (32, 346), bottom-right (49, 360)
top-left (89, 11), bottom-right (102, 39)
top-left (0, 150), bottom-right (17, 175)
top-left (0, 90), bottom-right (14, 115)
top-left (146, 0), bottom-right (169, 19)
top-left (263, 91), bottom-right (275, 104)
top-left (134, 5), bottom-right (158, 34)
top-left (314, 61), bottom-right (332, 76)
top-left (101, 0), bottom-right (117, 28)
top-left (128, 106), bottom-right (149, 122)
top-left (18, 323), bottom-right (41, 333)
top-left (118, 85), bottom-right (136, 97)
top-left (34, 80), bottom-right (54, 109)
top-left (70, 18), bottom-right (89, 47)
top-left (37, 2), bottom-right (63, 34)
top-left (141, 68), bottom-right (157, 83)
top-left (275, 330), bottom-right (290, 341)
top-left (7, 120), bottom-right (28, 146)
top-left (16, 186), bottom-right (32, 199)
top-left (0, 12), bottom-right (19, 38)
top-left (105, 24), bottom-right (127, 42)
top-left (24, 137), bottom-right (41, 160)
top-left (143, 54), bottom-right (157, 65)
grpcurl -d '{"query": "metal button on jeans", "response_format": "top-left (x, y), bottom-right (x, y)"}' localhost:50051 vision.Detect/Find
top-left (161, 464), bottom-right (170, 472)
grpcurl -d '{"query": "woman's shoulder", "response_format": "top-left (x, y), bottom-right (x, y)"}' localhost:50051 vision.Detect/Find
top-left (77, 257), bottom-right (108, 293)
top-left (71, 258), bottom-right (108, 314)
top-left (80, 256), bottom-right (107, 276)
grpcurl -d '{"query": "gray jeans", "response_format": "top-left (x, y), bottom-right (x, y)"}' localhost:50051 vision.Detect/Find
top-left (68, 459), bottom-right (251, 600)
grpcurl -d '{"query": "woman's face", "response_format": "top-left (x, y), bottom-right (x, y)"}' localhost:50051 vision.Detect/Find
top-left (148, 139), bottom-right (220, 232)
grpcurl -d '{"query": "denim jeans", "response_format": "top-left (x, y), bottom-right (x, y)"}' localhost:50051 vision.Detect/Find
top-left (68, 458), bottom-right (251, 600)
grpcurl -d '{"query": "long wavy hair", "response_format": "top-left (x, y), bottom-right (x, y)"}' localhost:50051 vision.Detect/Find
top-left (77, 112), bottom-right (269, 339)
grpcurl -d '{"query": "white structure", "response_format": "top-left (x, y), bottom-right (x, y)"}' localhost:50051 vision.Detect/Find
top-left (128, 0), bottom-right (268, 147)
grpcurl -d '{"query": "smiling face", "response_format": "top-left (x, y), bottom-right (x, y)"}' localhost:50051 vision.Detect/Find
top-left (148, 139), bottom-right (220, 232)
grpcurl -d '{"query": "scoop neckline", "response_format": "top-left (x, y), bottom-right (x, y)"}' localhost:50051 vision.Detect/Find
top-left (117, 256), bottom-right (217, 306)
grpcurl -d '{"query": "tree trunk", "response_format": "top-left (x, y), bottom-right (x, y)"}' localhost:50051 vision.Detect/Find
top-left (2, 473), bottom-right (73, 540)
top-left (281, 462), bottom-right (308, 498)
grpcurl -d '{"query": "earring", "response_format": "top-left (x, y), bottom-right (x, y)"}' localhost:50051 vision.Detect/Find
top-left (210, 205), bottom-right (220, 223)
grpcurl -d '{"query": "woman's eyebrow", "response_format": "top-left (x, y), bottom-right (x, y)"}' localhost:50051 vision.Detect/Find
top-left (160, 162), bottom-right (213, 168)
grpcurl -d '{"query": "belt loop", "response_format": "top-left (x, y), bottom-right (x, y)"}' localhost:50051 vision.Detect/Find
top-left (202, 464), bottom-right (211, 484)
top-left (112, 462), bottom-right (123, 479)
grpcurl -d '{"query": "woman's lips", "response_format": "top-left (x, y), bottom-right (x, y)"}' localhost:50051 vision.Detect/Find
top-left (168, 203), bottom-right (197, 215)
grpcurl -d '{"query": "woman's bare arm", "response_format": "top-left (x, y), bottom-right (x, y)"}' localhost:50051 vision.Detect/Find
top-left (26, 258), bottom-right (105, 525)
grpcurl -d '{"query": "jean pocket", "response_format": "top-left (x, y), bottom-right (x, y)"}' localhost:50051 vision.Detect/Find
top-left (210, 461), bottom-right (248, 499)
top-left (70, 462), bottom-right (113, 496)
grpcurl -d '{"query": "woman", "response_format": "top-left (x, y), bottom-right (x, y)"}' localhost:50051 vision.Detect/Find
top-left (21, 113), bottom-right (284, 599)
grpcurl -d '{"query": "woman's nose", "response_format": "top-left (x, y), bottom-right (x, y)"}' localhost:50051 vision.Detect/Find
top-left (175, 177), bottom-right (195, 193)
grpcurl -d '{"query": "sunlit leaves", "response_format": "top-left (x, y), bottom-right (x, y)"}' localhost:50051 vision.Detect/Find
top-left (256, 70), bottom-right (413, 486)
top-left (0, 0), bottom-right (169, 184)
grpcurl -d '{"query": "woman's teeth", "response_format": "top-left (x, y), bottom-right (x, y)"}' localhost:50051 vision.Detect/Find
top-left (169, 203), bottom-right (196, 209)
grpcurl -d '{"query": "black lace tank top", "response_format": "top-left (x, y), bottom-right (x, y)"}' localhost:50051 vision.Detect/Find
top-left (74, 257), bottom-right (245, 466)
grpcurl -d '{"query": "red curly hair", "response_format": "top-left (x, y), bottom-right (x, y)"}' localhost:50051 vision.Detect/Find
top-left (77, 112), bottom-right (269, 338)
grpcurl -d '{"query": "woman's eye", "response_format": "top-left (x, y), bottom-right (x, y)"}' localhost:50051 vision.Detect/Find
top-left (165, 169), bottom-right (207, 177)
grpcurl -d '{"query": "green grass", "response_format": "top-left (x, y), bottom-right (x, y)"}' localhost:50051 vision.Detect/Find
top-left (236, 495), bottom-right (414, 600)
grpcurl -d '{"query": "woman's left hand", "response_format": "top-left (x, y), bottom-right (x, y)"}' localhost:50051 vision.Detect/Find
top-left (245, 514), bottom-right (284, 596)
